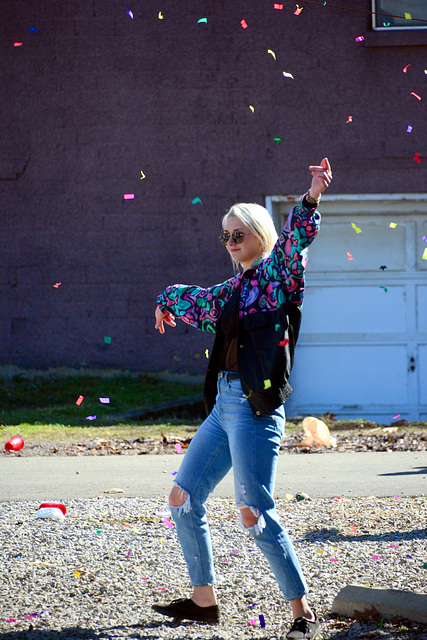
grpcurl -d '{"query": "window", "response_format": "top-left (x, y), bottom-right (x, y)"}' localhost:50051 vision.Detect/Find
top-left (372, 0), bottom-right (427, 30)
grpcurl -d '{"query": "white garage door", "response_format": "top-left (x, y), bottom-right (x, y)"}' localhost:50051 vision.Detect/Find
top-left (269, 195), bottom-right (427, 422)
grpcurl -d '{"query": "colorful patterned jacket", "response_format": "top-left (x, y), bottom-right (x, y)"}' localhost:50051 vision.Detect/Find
top-left (157, 197), bottom-right (321, 416)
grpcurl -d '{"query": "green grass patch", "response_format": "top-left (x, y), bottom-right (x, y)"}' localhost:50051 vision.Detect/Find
top-left (0, 373), bottom-right (203, 434)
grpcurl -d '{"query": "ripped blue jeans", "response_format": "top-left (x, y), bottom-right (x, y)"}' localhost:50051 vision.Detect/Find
top-left (170, 373), bottom-right (308, 601)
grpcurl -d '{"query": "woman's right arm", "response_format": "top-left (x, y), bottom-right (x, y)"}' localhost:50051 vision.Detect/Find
top-left (155, 279), bottom-right (237, 333)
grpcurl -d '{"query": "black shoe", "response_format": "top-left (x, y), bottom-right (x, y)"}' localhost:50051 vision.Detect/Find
top-left (152, 597), bottom-right (220, 624)
top-left (286, 614), bottom-right (320, 639)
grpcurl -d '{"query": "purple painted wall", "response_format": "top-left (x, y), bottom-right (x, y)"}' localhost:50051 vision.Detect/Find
top-left (1, 0), bottom-right (426, 373)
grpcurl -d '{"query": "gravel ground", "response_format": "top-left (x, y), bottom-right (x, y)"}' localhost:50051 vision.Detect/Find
top-left (2, 428), bottom-right (426, 457)
top-left (0, 495), bottom-right (426, 640)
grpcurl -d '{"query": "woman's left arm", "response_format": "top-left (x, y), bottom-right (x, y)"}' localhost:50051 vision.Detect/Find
top-left (267, 157), bottom-right (333, 291)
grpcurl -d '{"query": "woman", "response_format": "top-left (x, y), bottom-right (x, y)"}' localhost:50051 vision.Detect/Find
top-left (153, 158), bottom-right (332, 640)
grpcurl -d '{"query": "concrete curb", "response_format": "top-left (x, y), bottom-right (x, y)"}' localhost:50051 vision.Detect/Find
top-left (331, 584), bottom-right (427, 624)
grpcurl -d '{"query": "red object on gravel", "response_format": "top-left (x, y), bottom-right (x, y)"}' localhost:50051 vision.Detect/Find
top-left (38, 503), bottom-right (67, 515)
top-left (4, 436), bottom-right (24, 452)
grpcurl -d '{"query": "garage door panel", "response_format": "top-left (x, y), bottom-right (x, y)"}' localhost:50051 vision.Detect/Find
top-left (416, 286), bottom-right (427, 333)
top-left (289, 345), bottom-right (408, 406)
top-left (302, 286), bottom-right (406, 334)
top-left (418, 345), bottom-right (427, 404)
top-left (306, 219), bottom-right (406, 273)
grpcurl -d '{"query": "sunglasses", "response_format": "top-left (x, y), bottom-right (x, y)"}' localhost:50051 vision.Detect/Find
top-left (218, 231), bottom-right (249, 245)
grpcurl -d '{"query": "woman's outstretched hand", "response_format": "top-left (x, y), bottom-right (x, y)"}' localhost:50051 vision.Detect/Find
top-left (155, 306), bottom-right (176, 334)
top-left (308, 157), bottom-right (333, 201)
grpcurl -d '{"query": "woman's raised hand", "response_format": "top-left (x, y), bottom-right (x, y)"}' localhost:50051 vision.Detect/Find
top-left (308, 157), bottom-right (332, 201)
top-left (155, 305), bottom-right (176, 334)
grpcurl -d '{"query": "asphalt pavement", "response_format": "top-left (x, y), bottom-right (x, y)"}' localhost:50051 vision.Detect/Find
top-left (1, 450), bottom-right (426, 502)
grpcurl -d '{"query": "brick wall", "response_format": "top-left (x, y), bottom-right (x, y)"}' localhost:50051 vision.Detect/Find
top-left (1, 0), bottom-right (426, 373)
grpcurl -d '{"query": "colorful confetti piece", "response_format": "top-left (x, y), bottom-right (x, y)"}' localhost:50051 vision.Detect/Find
top-left (126, 10), bottom-right (134, 19)
top-left (205, 348), bottom-right (209, 358)
top-left (407, 125), bottom-right (412, 133)
top-left (175, 442), bottom-right (182, 454)
top-left (53, 282), bottom-right (62, 288)
top-left (351, 524), bottom-right (357, 534)
top-left (405, 12), bottom-right (412, 20)
top-left (379, 286), bottom-right (388, 293)
top-left (104, 336), bottom-right (112, 343)
top-left (249, 105), bottom-right (255, 112)
top-left (414, 152), bottom-right (421, 163)
top-left (351, 222), bottom-right (361, 233)
top-left (347, 252), bottom-right (353, 260)
top-left (198, 17), bottom-right (207, 23)
top-left (422, 236), bottom-right (427, 242)
top-left (158, 12), bottom-right (163, 19)
top-left (162, 518), bottom-right (174, 528)
top-left (241, 19), bottom-right (248, 28)
top-left (191, 197), bottom-right (202, 205)
top-left (274, 136), bottom-right (281, 143)
top-left (76, 395), bottom-right (84, 406)
top-left (355, 36), bottom-right (365, 42)
top-left (14, 42), bottom-right (23, 47)
top-left (403, 64), bottom-right (411, 73)
top-left (278, 339), bottom-right (289, 347)
top-left (392, 414), bottom-right (401, 420)
top-left (140, 170), bottom-right (145, 179)
top-left (274, 4), bottom-right (284, 8)
top-left (410, 92), bottom-right (421, 100)
top-left (259, 614), bottom-right (265, 628)
top-left (99, 397), bottom-right (110, 404)
top-left (263, 379), bottom-right (272, 389)
top-left (267, 49), bottom-right (276, 60)
top-left (389, 222), bottom-right (397, 228)
top-left (283, 71), bottom-right (294, 79)
top-left (124, 193), bottom-right (134, 199)
top-left (422, 248), bottom-right (427, 260)
top-left (294, 6), bottom-right (303, 16)
top-left (86, 415), bottom-right (97, 421)
top-left (346, 115), bottom-right (353, 123)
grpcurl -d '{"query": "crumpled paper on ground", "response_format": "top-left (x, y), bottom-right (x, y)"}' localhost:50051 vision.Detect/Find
top-left (300, 416), bottom-right (336, 447)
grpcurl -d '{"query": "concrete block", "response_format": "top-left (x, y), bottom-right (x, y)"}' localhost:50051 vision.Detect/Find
top-left (332, 584), bottom-right (427, 624)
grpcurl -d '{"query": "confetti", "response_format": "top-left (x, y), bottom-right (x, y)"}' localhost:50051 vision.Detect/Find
top-left (86, 415), bottom-right (97, 421)
top-left (406, 125), bottom-right (412, 133)
top-left (250, 619), bottom-right (256, 626)
top-left (372, 555), bottom-right (382, 560)
top-left (14, 42), bottom-right (23, 47)
top-left (283, 71), bottom-right (294, 79)
top-left (278, 339), bottom-right (289, 347)
top-left (423, 236), bottom-right (427, 242)
top-left (205, 348), bottom-right (209, 358)
top-left (351, 222), bottom-right (361, 233)
top-left (274, 4), bottom-right (284, 8)
top-left (414, 152), bottom-right (421, 163)
top-left (198, 17), bottom-right (207, 23)
top-left (259, 614), bottom-right (265, 628)
top-left (404, 12), bottom-right (412, 20)
top-left (351, 524), bottom-right (357, 534)
top-left (390, 544), bottom-right (399, 548)
top-left (423, 563), bottom-right (427, 569)
top-left (379, 265), bottom-right (387, 270)
top-left (6, 618), bottom-right (17, 623)
top-left (392, 414), bottom-right (401, 420)
top-left (73, 570), bottom-right (82, 577)
top-left (53, 282), bottom-right (62, 288)
top-left (29, 27), bottom-right (37, 32)
top-left (330, 558), bottom-right (339, 562)
top-left (263, 379), bottom-right (272, 389)
top-left (249, 105), bottom-right (255, 112)
top-left (347, 252), bottom-right (353, 260)
top-left (403, 64), bottom-right (411, 73)
top-left (355, 36), bottom-right (365, 42)
top-left (124, 193), bottom-right (134, 199)
top-left (389, 222), bottom-right (397, 228)
top-left (294, 6), bottom-right (303, 15)
top-left (267, 49), bottom-right (276, 60)
top-left (162, 518), bottom-right (174, 528)
top-left (285, 493), bottom-right (294, 501)
top-left (422, 248), bottom-right (427, 260)
top-left (104, 336), bottom-right (112, 343)
top-left (274, 136), bottom-right (281, 143)
top-left (140, 171), bottom-right (145, 179)
top-left (126, 10), bottom-right (134, 19)
top-left (191, 197), bottom-right (202, 205)
top-left (99, 397), bottom-right (110, 404)
top-left (379, 286), bottom-right (388, 293)
top-left (346, 115), bottom-right (353, 123)
top-left (410, 92), bottom-right (421, 100)
top-left (241, 19), bottom-right (248, 28)
top-left (76, 395), bottom-right (84, 406)
top-left (175, 442), bottom-right (182, 454)
top-left (158, 12), bottom-right (163, 19)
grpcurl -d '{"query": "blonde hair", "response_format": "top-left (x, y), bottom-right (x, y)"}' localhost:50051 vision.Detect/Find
top-left (222, 203), bottom-right (278, 269)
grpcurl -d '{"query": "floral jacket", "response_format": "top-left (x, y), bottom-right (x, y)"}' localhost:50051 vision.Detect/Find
top-left (157, 197), bottom-right (321, 416)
